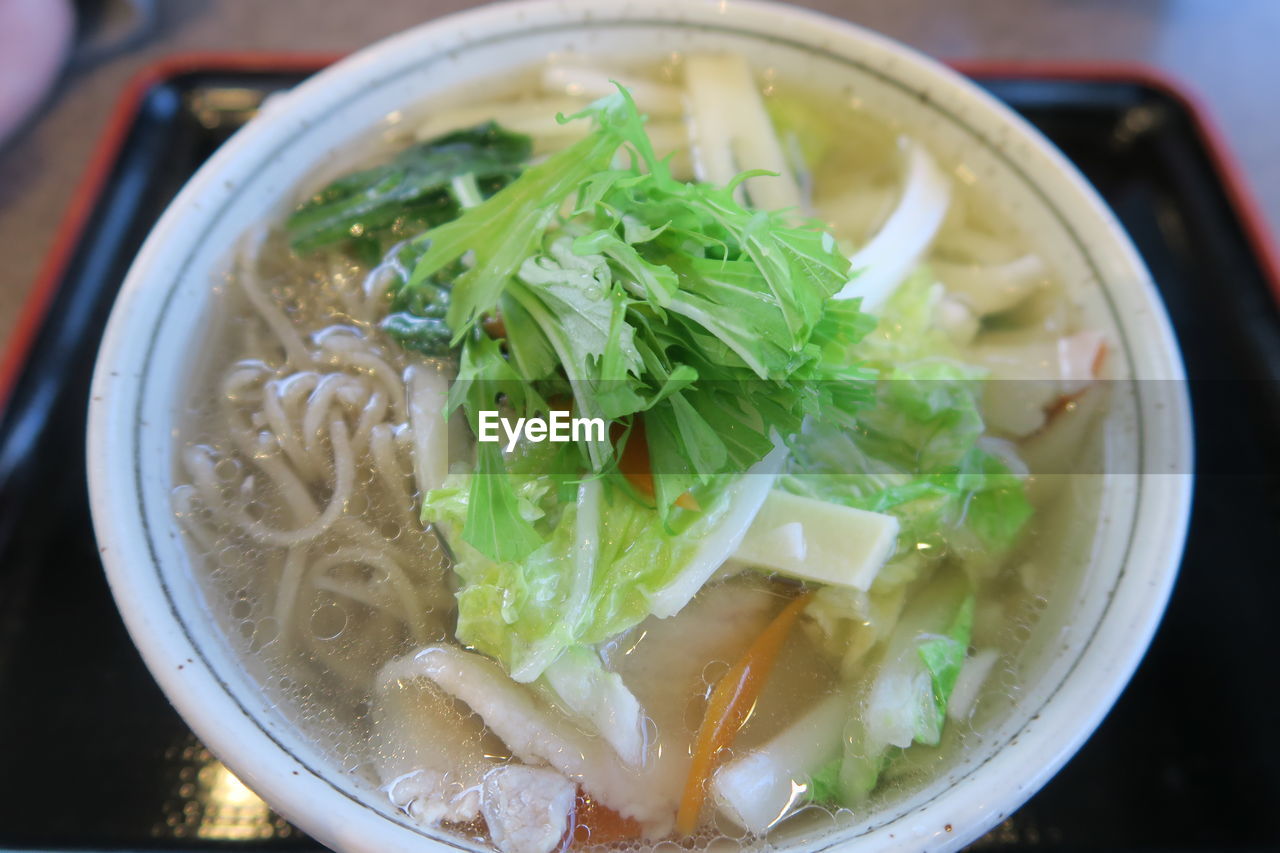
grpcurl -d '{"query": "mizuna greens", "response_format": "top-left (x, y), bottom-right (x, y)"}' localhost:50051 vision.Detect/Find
top-left (400, 88), bottom-right (877, 681)
top-left (405, 90), bottom-right (876, 553)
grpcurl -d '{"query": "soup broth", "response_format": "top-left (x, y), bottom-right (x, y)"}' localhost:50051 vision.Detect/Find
top-left (173, 53), bottom-right (1106, 852)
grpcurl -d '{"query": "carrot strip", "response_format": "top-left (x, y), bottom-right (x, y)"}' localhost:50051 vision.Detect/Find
top-left (674, 589), bottom-right (814, 836)
top-left (571, 790), bottom-right (644, 846)
top-left (675, 490), bottom-right (701, 511)
top-left (481, 311), bottom-right (506, 339)
top-left (1043, 341), bottom-right (1108, 425)
top-left (616, 417), bottom-right (699, 510)
top-left (1043, 387), bottom-right (1088, 423)
top-left (617, 417), bottom-right (655, 498)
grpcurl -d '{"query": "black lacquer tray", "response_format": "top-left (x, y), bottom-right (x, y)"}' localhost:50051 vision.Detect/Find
top-left (0, 58), bottom-right (1276, 851)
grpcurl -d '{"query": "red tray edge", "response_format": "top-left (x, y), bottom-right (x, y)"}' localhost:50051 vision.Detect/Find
top-left (2, 53), bottom-right (1277, 415)
top-left (0, 53), bottom-right (342, 414)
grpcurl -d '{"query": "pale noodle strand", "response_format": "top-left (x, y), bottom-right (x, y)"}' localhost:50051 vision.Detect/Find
top-left (221, 361), bottom-right (270, 402)
top-left (253, 450), bottom-right (322, 526)
top-left (184, 419), bottom-right (354, 547)
top-left (302, 374), bottom-right (362, 463)
top-left (279, 370), bottom-right (321, 412)
top-left (238, 245), bottom-right (313, 368)
top-left (173, 231), bottom-right (465, 688)
top-left (329, 517), bottom-right (421, 569)
top-left (360, 264), bottom-right (399, 325)
top-left (314, 328), bottom-right (370, 352)
top-left (310, 547), bottom-right (430, 642)
top-left (311, 574), bottom-right (392, 614)
top-left (325, 518), bottom-right (452, 617)
top-left (276, 372), bottom-right (324, 479)
top-left (333, 262), bottom-right (368, 321)
top-left (321, 342), bottom-right (408, 423)
top-left (370, 423), bottom-right (417, 528)
top-left (274, 545), bottom-right (309, 648)
top-left (352, 387), bottom-right (389, 456)
top-left (217, 412), bottom-right (319, 527)
top-left (301, 623), bottom-right (390, 686)
top-left (172, 485), bottom-right (220, 554)
top-left (339, 520), bottom-right (449, 606)
top-left (263, 380), bottom-right (315, 480)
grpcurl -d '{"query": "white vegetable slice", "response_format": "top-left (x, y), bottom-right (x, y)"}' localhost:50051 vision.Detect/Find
top-left (837, 139), bottom-right (951, 312)
top-left (850, 574), bottom-right (971, 781)
top-left (414, 97), bottom-right (587, 142)
top-left (1020, 382), bottom-right (1109, 505)
top-left (974, 330), bottom-right (1107, 437)
top-left (711, 692), bottom-right (848, 834)
top-left (542, 64), bottom-right (685, 117)
top-left (394, 598), bottom-right (782, 841)
top-left (416, 96), bottom-right (688, 161)
top-left (947, 648), bottom-right (1000, 722)
top-left (646, 443), bottom-right (786, 618)
top-left (933, 290), bottom-right (980, 346)
top-left (542, 645), bottom-right (647, 766)
top-left (934, 253), bottom-right (1048, 317)
top-left (732, 490), bottom-right (899, 591)
top-left (607, 581), bottom-right (778, 834)
top-left (683, 54), bottom-right (803, 212)
top-left (406, 365), bottom-right (449, 498)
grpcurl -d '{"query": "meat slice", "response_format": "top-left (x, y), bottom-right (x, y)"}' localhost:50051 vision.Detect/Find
top-left (372, 659), bottom-right (497, 825)
top-left (381, 645), bottom-right (674, 836)
top-left (481, 765), bottom-right (576, 853)
top-left (373, 579), bottom-right (783, 839)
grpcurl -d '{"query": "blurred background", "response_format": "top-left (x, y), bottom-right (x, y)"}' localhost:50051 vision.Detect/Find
top-left (1, 0), bottom-right (1278, 347)
top-left (1, 0), bottom-right (1278, 850)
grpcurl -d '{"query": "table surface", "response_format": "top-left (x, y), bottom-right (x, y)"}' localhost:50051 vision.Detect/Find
top-left (1, 0), bottom-right (1277, 352)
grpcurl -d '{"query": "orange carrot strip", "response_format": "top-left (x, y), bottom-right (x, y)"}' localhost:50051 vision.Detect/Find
top-left (617, 417), bottom-right (656, 498)
top-left (616, 417), bottom-right (699, 510)
top-left (571, 790), bottom-right (644, 846)
top-left (481, 311), bottom-right (507, 339)
top-left (676, 492), bottom-right (701, 511)
top-left (674, 590), bottom-right (814, 836)
top-left (1043, 387), bottom-right (1088, 423)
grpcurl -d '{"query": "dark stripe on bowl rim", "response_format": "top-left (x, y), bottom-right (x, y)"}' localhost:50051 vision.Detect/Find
top-left (126, 16), bottom-right (1151, 850)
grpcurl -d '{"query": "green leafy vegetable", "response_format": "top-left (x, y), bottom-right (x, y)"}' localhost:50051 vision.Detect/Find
top-left (408, 87), bottom-right (874, 560)
top-left (915, 593), bottom-right (974, 746)
top-left (838, 569), bottom-right (975, 802)
top-left (781, 270), bottom-right (1033, 579)
top-left (464, 442), bottom-right (547, 564)
top-left (806, 756), bottom-right (845, 806)
top-left (406, 115), bottom-right (635, 337)
top-left (285, 122), bottom-right (531, 254)
top-left (421, 464), bottom-right (763, 681)
top-left (380, 268), bottom-right (454, 356)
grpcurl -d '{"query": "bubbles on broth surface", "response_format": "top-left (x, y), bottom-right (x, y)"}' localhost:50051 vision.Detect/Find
top-left (309, 599), bottom-right (349, 641)
top-left (169, 51), bottom-right (1103, 853)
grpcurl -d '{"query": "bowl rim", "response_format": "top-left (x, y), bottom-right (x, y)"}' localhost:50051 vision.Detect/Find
top-left (87, 1), bottom-right (1194, 851)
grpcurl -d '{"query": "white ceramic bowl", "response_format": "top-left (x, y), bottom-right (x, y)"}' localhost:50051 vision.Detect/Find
top-left (87, 1), bottom-right (1194, 850)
